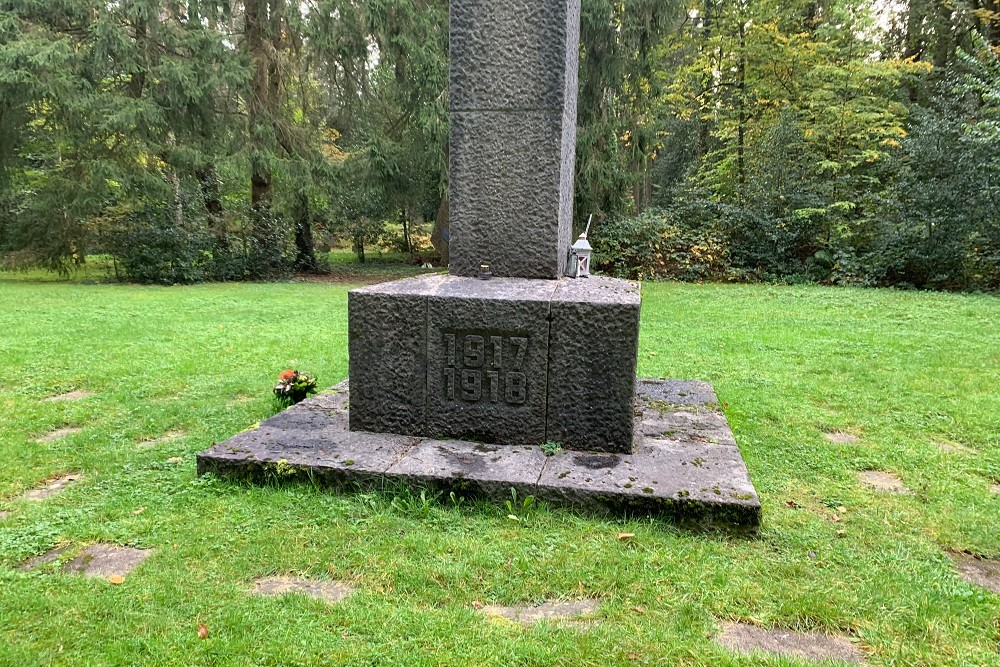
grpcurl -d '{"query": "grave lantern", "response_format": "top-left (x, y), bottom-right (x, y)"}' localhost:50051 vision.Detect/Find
top-left (566, 215), bottom-right (593, 278)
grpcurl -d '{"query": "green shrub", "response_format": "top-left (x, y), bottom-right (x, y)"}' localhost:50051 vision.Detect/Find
top-left (592, 205), bottom-right (730, 281)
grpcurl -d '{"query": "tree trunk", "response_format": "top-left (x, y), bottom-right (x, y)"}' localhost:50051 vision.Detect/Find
top-left (354, 231), bottom-right (366, 263)
top-left (932, 0), bottom-right (955, 68)
top-left (901, 0), bottom-right (926, 100)
top-left (697, 0), bottom-right (714, 159)
top-left (431, 195), bottom-right (449, 266)
top-left (400, 208), bottom-right (413, 255)
top-left (129, 17), bottom-right (147, 100)
top-left (197, 164), bottom-right (227, 248)
top-left (246, 0), bottom-right (272, 213)
top-left (736, 16), bottom-right (747, 205)
top-left (294, 191), bottom-right (318, 272)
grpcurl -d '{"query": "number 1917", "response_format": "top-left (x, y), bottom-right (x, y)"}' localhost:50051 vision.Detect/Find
top-left (442, 333), bottom-right (529, 405)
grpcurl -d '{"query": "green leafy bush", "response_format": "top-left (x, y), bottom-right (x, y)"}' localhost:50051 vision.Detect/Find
top-left (592, 205), bottom-right (730, 281)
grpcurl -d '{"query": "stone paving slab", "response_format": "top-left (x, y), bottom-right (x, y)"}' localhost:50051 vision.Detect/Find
top-left (197, 379), bottom-right (760, 531)
top-left (535, 437), bottom-right (759, 527)
top-left (717, 622), bottom-right (865, 664)
top-left (636, 378), bottom-right (719, 407)
top-left (252, 577), bottom-right (354, 604)
top-left (825, 431), bottom-right (860, 444)
top-left (386, 440), bottom-right (546, 501)
top-left (856, 470), bottom-right (908, 494)
top-left (934, 440), bottom-right (975, 455)
top-left (42, 391), bottom-right (92, 402)
top-left (63, 544), bottom-right (153, 579)
top-left (35, 427), bottom-right (81, 443)
top-left (19, 545), bottom-right (72, 571)
top-left (950, 552), bottom-right (1000, 595)
top-left (480, 599), bottom-right (599, 626)
top-left (22, 474), bottom-right (82, 501)
top-left (138, 430), bottom-right (185, 449)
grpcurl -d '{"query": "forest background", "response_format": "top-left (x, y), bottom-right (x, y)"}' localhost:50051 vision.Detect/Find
top-left (1, 0), bottom-right (998, 291)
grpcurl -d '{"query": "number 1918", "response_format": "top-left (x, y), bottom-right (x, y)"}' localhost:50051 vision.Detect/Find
top-left (444, 368), bottom-right (527, 404)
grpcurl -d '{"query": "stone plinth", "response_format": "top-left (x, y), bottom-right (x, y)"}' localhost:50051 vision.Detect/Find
top-left (348, 274), bottom-right (639, 452)
top-left (197, 379), bottom-right (761, 531)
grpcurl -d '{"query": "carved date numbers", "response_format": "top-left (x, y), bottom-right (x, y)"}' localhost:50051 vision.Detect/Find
top-left (443, 333), bottom-right (528, 405)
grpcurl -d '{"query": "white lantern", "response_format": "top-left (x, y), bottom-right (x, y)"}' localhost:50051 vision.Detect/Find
top-left (566, 215), bottom-right (593, 278)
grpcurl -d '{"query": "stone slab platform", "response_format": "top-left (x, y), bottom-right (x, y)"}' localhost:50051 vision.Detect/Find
top-left (196, 379), bottom-right (761, 532)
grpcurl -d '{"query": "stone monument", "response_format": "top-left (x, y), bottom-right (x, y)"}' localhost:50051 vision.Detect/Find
top-left (197, 0), bottom-right (761, 531)
top-left (349, 0), bottom-right (640, 453)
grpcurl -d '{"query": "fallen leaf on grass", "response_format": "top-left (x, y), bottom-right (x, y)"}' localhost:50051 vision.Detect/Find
top-left (197, 624), bottom-right (209, 639)
top-left (471, 601), bottom-right (483, 610)
top-left (108, 575), bottom-right (125, 585)
top-left (617, 533), bottom-right (635, 541)
top-left (784, 500), bottom-right (800, 508)
top-left (166, 457), bottom-right (182, 463)
top-left (836, 530), bottom-right (846, 537)
top-left (830, 514), bottom-right (842, 522)
top-left (132, 507), bottom-right (146, 515)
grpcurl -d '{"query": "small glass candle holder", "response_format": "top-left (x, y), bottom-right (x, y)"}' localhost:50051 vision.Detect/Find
top-left (478, 262), bottom-right (492, 280)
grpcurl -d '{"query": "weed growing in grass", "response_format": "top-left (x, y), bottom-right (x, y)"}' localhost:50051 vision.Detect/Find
top-left (389, 487), bottom-right (441, 519)
top-left (505, 488), bottom-right (537, 522)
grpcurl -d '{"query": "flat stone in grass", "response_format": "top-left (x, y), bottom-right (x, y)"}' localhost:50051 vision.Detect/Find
top-left (22, 474), bottom-right (82, 501)
top-left (19, 545), bottom-right (72, 571)
top-left (42, 391), bottom-right (92, 402)
top-left (717, 622), bottom-right (865, 664)
top-left (934, 440), bottom-right (975, 455)
top-left (35, 427), bottom-right (82, 443)
top-left (63, 544), bottom-right (153, 579)
top-left (138, 430), bottom-right (185, 449)
top-left (950, 552), bottom-right (1000, 595)
top-left (856, 470), bottom-right (908, 494)
top-left (989, 484), bottom-right (1000, 495)
top-left (480, 600), bottom-right (600, 626)
top-left (252, 577), bottom-right (354, 604)
top-left (824, 431), bottom-right (859, 444)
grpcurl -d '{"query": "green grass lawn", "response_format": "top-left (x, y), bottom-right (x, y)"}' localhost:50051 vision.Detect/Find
top-left (0, 272), bottom-right (997, 666)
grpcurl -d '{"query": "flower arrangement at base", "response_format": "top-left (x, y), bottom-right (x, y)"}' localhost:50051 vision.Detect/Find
top-left (273, 369), bottom-right (318, 406)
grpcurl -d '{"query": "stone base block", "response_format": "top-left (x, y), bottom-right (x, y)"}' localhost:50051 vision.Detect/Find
top-left (197, 379), bottom-right (761, 532)
top-left (348, 274), bottom-right (640, 452)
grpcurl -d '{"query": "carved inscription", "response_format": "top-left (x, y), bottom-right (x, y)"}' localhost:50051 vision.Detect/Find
top-left (443, 332), bottom-right (528, 405)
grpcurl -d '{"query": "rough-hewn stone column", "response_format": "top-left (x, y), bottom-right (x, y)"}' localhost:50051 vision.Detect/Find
top-left (448, 0), bottom-right (580, 279)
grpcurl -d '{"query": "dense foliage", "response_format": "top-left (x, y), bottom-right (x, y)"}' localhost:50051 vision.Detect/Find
top-left (0, 0), bottom-right (998, 290)
top-left (598, 1), bottom-right (1000, 290)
